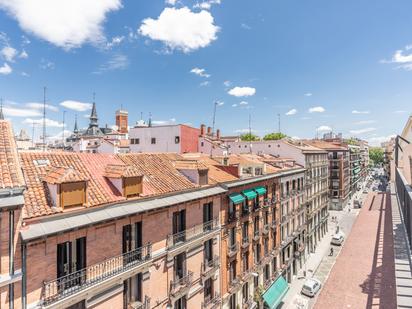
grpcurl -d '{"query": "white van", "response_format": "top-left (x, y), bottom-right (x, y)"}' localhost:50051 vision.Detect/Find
top-left (331, 232), bottom-right (345, 246)
top-left (301, 278), bottom-right (322, 297)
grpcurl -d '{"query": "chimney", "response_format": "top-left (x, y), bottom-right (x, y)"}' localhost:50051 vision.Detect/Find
top-left (207, 126), bottom-right (212, 135)
top-left (216, 129), bottom-right (221, 139)
top-left (200, 124), bottom-right (206, 136)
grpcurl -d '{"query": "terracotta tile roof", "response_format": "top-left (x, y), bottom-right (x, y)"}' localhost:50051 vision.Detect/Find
top-left (104, 164), bottom-right (142, 178)
top-left (173, 159), bottom-right (209, 171)
top-left (0, 121), bottom-right (25, 189)
top-left (43, 166), bottom-right (89, 184)
top-left (283, 139), bottom-right (327, 153)
top-left (19, 152), bottom-right (196, 219)
top-left (303, 139), bottom-right (348, 151)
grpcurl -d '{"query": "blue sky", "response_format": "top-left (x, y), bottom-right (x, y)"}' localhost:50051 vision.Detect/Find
top-left (0, 0), bottom-right (411, 145)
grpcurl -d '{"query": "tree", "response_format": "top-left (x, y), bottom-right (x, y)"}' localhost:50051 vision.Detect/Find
top-left (263, 132), bottom-right (287, 140)
top-left (240, 133), bottom-right (260, 141)
top-left (369, 147), bottom-right (384, 165)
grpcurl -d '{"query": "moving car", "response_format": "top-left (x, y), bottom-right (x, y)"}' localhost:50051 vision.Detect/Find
top-left (331, 232), bottom-right (345, 246)
top-left (301, 278), bottom-right (322, 297)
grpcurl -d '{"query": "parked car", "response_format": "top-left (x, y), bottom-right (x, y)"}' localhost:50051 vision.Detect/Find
top-left (331, 232), bottom-right (345, 246)
top-left (354, 199), bottom-right (361, 208)
top-left (363, 189), bottom-right (368, 194)
top-left (301, 278), bottom-right (322, 297)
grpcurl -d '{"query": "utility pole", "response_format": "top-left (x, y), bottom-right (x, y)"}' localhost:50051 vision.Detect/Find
top-left (278, 113), bottom-right (281, 133)
top-left (31, 121), bottom-right (36, 148)
top-left (62, 110), bottom-right (66, 148)
top-left (42, 87), bottom-right (47, 151)
top-left (212, 101), bottom-right (218, 137)
top-left (249, 113), bottom-right (252, 154)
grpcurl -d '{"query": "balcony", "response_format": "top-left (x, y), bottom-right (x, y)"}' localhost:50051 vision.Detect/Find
top-left (128, 296), bottom-right (151, 309)
top-left (241, 237), bottom-right (250, 249)
top-left (201, 292), bottom-right (221, 309)
top-left (227, 242), bottom-right (239, 258)
top-left (280, 214), bottom-right (288, 224)
top-left (262, 224), bottom-right (270, 235)
top-left (166, 218), bottom-right (219, 251)
top-left (244, 298), bottom-right (256, 309)
top-left (227, 211), bottom-right (237, 223)
top-left (253, 230), bottom-right (261, 241)
top-left (228, 276), bottom-right (242, 293)
top-left (201, 255), bottom-right (220, 277)
top-left (170, 271), bottom-right (193, 297)
top-left (270, 220), bottom-right (278, 229)
top-left (42, 243), bottom-right (152, 308)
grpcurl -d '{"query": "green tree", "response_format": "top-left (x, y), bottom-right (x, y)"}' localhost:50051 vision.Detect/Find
top-left (240, 133), bottom-right (260, 141)
top-left (369, 147), bottom-right (384, 165)
top-left (263, 132), bottom-right (287, 140)
top-left (346, 137), bottom-right (359, 145)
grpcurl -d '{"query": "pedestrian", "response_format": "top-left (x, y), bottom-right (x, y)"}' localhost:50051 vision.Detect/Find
top-left (329, 247), bottom-right (334, 256)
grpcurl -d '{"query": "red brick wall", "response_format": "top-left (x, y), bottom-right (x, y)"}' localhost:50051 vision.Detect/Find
top-left (180, 125), bottom-right (200, 153)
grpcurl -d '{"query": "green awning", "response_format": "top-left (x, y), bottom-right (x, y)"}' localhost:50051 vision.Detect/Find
top-left (263, 276), bottom-right (289, 309)
top-left (229, 193), bottom-right (245, 204)
top-left (242, 189), bottom-right (257, 200)
top-left (254, 186), bottom-right (267, 196)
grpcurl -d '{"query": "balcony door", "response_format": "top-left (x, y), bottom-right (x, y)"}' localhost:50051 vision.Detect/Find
top-left (174, 252), bottom-right (187, 280)
top-left (173, 210), bottom-right (186, 244)
top-left (123, 222), bottom-right (142, 264)
top-left (204, 239), bottom-right (213, 264)
top-left (123, 273), bottom-right (142, 309)
top-left (57, 237), bottom-right (86, 287)
top-left (203, 202), bottom-right (213, 231)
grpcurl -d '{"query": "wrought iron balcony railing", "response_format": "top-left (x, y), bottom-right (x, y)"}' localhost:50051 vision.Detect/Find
top-left (166, 218), bottom-right (219, 248)
top-left (170, 271), bottom-right (193, 296)
top-left (241, 237), bottom-right (250, 249)
top-left (42, 243), bottom-right (152, 306)
top-left (201, 255), bottom-right (220, 276)
top-left (227, 242), bottom-right (239, 257)
top-left (128, 296), bottom-right (151, 309)
top-left (201, 292), bottom-right (221, 309)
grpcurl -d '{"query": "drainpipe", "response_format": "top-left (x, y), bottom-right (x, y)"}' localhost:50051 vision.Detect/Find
top-left (21, 242), bottom-right (27, 309)
top-left (8, 210), bottom-right (14, 309)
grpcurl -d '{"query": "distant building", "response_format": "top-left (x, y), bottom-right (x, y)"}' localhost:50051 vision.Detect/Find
top-left (116, 109), bottom-right (128, 133)
top-left (15, 128), bottom-right (32, 150)
top-left (129, 123), bottom-right (200, 153)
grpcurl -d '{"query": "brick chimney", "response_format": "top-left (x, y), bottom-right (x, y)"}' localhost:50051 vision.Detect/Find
top-left (207, 126), bottom-right (212, 135)
top-left (200, 124), bottom-right (206, 136)
top-left (216, 129), bottom-right (221, 139)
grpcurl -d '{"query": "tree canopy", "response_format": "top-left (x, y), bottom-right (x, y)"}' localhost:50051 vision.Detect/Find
top-left (263, 132), bottom-right (287, 140)
top-left (369, 147), bottom-right (384, 165)
top-left (240, 133), bottom-right (260, 141)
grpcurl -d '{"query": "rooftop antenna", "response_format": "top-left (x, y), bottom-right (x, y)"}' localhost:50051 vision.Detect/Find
top-left (62, 110), bottom-right (66, 148)
top-left (0, 97), bottom-right (4, 120)
top-left (31, 120), bottom-right (36, 147)
top-left (148, 112), bottom-right (152, 127)
top-left (42, 86), bottom-right (47, 151)
top-left (249, 113), bottom-right (252, 154)
top-left (212, 101), bottom-right (218, 137)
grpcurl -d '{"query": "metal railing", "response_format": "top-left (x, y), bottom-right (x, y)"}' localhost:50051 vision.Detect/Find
top-left (396, 168), bottom-right (412, 248)
top-left (228, 242), bottom-right (239, 257)
top-left (129, 296), bottom-right (151, 309)
top-left (201, 256), bottom-right (220, 275)
top-left (170, 271), bottom-right (193, 295)
top-left (42, 243), bottom-right (152, 306)
top-left (167, 218), bottom-right (219, 248)
top-left (241, 237), bottom-right (250, 249)
top-left (201, 292), bottom-right (221, 309)
top-left (227, 211), bottom-right (237, 223)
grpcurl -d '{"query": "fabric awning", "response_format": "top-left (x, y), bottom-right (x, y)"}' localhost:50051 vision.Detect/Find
top-left (242, 189), bottom-right (257, 200)
top-left (229, 193), bottom-right (245, 204)
top-left (262, 276), bottom-right (289, 309)
top-left (254, 186), bottom-right (267, 196)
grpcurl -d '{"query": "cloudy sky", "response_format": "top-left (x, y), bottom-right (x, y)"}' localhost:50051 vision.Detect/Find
top-left (0, 0), bottom-right (411, 145)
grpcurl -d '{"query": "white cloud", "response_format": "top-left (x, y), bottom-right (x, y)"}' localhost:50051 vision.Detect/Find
top-left (228, 86), bottom-right (256, 97)
top-left (232, 103), bottom-right (237, 107)
top-left (349, 127), bottom-right (377, 135)
top-left (0, 0), bottom-right (122, 49)
top-left (105, 35), bottom-right (124, 49)
top-left (394, 110), bottom-right (408, 114)
top-left (308, 106), bottom-right (325, 113)
top-left (382, 48), bottom-right (412, 70)
top-left (152, 118), bottom-right (176, 125)
top-left (352, 110), bottom-right (370, 114)
top-left (94, 54), bottom-right (128, 73)
top-left (26, 102), bottom-right (58, 112)
top-left (0, 62), bottom-right (11, 74)
top-left (367, 135), bottom-right (396, 147)
top-left (139, 7), bottom-right (219, 53)
top-left (19, 49), bottom-right (28, 59)
top-left (23, 118), bottom-right (64, 128)
top-left (3, 106), bottom-right (41, 117)
top-left (190, 67), bottom-right (210, 78)
top-left (241, 23), bottom-right (251, 30)
top-left (165, 0), bottom-right (177, 5)
top-left (21, 71), bottom-right (29, 77)
top-left (199, 81), bottom-right (210, 87)
top-left (223, 80), bottom-right (231, 87)
top-left (285, 108), bottom-right (297, 115)
top-left (235, 128), bottom-right (257, 133)
top-left (193, 0), bottom-right (221, 10)
top-left (60, 100), bottom-right (92, 112)
top-left (1, 46), bottom-right (17, 62)
top-left (239, 101), bottom-right (248, 106)
top-left (40, 58), bottom-right (55, 70)
top-left (317, 125), bottom-right (332, 132)
top-left (304, 92), bottom-right (312, 97)
top-left (47, 129), bottom-right (73, 142)
top-left (215, 100), bottom-right (224, 106)
top-left (354, 120), bottom-right (376, 125)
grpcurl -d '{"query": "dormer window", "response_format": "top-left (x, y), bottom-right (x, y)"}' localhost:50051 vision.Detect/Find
top-left (104, 164), bottom-right (143, 198)
top-left (43, 166), bottom-right (88, 210)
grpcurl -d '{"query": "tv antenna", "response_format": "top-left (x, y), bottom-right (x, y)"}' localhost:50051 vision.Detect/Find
top-left (42, 87), bottom-right (47, 151)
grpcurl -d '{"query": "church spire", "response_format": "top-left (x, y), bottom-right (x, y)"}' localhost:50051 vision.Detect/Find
top-left (89, 92), bottom-right (98, 127)
top-left (73, 114), bottom-right (79, 134)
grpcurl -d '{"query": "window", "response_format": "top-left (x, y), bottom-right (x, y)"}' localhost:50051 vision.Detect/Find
top-left (123, 176), bottom-right (143, 198)
top-left (242, 282), bottom-right (249, 302)
top-left (175, 136), bottom-right (180, 144)
top-left (201, 141), bottom-right (204, 147)
top-left (174, 297), bottom-right (187, 309)
top-left (242, 222), bottom-right (249, 244)
top-left (174, 252), bottom-right (186, 280)
top-left (57, 237), bottom-right (86, 286)
top-left (204, 239), bottom-right (213, 263)
top-left (229, 294), bottom-right (236, 309)
top-left (60, 182), bottom-right (86, 209)
top-left (229, 260), bottom-right (237, 282)
top-left (173, 210), bottom-right (186, 244)
top-left (151, 138), bottom-right (156, 144)
top-left (242, 252), bottom-right (249, 272)
top-left (264, 264), bottom-right (270, 281)
top-left (123, 273), bottom-right (142, 308)
top-left (204, 278), bottom-right (213, 302)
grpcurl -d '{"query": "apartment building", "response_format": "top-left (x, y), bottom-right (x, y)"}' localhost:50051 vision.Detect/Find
top-left (181, 154), bottom-right (306, 309)
top-left (348, 144), bottom-right (362, 195)
top-left (129, 124), bottom-right (200, 154)
top-left (305, 140), bottom-right (350, 211)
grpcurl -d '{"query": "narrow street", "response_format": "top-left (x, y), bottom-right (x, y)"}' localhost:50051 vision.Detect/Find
top-left (281, 192), bottom-right (365, 309)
